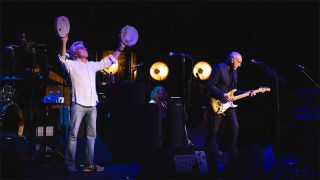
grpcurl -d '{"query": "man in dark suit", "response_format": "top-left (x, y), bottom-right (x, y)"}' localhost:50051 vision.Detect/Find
top-left (205, 51), bottom-right (255, 156)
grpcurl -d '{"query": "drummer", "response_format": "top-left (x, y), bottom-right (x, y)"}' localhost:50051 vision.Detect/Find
top-left (1, 46), bottom-right (19, 76)
top-left (15, 31), bottom-right (38, 73)
top-left (15, 31), bottom-right (36, 53)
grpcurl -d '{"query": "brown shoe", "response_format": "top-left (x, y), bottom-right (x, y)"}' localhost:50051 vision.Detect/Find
top-left (95, 165), bottom-right (105, 172)
top-left (83, 165), bottom-right (105, 172)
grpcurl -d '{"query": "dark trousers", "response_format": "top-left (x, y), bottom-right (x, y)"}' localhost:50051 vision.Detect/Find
top-left (206, 108), bottom-right (239, 152)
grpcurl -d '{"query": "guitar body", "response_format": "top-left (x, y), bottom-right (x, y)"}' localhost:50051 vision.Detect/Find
top-left (211, 89), bottom-right (238, 114)
top-left (210, 87), bottom-right (271, 115)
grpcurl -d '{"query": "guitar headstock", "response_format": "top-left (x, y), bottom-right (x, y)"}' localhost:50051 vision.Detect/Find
top-left (258, 87), bottom-right (271, 93)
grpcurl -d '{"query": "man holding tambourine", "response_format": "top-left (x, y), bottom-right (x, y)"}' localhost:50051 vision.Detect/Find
top-left (55, 16), bottom-right (138, 173)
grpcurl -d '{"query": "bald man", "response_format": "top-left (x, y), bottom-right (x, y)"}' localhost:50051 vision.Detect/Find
top-left (205, 51), bottom-right (255, 157)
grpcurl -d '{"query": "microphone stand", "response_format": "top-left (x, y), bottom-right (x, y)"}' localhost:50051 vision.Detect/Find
top-left (131, 65), bottom-right (141, 82)
top-left (181, 54), bottom-right (194, 146)
top-left (258, 62), bottom-right (286, 178)
top-left (296, 66), bottom-right (320, 89)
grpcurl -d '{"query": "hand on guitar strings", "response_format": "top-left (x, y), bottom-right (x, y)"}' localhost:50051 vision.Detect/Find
top-left (249, 90), bottom-right (256, 97)
top-left (223, 93), bottom-right (234, 102)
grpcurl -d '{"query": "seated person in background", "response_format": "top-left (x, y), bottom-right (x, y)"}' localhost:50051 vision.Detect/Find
top-left (149, 86), bottom-right (168, 144)
top-left (149, 85), bottom-right (168, 118)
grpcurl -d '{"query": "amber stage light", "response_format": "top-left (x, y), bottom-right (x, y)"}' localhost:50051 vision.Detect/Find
top-left (101, 51), bottom-right (119, 75)
top-left (193, 61), bottom-right (212, 80)
top-left (150, 61), bottom-right (169, 81)
top-left (102, 62), bottom-right (119, 75)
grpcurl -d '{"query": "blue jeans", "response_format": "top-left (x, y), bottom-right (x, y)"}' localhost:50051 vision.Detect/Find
top-left (65, 103), bottom-right (97, 168)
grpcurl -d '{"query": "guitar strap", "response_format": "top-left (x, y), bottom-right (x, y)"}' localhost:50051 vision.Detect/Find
top-left (229, 69), bottom-right (235, 89)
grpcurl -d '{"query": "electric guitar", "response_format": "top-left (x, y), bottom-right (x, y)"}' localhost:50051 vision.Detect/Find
top-left (210, 87), bottom-right (271, 114)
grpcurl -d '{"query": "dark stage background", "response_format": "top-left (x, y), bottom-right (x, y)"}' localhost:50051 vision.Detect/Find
top-left (1, 0), bottom-right (319, 163)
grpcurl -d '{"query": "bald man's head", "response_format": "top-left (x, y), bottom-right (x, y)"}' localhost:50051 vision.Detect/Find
top-left (227, 52), bottom-right (241, 61)
top-left (227, 51), bottom-right (242, 70)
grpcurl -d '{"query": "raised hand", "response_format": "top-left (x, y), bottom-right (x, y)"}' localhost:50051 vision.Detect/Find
top-left (249, 90), bottom-right (256, 97)
top-left (118, 40), bottom-right (126, 52)
top-left (61, 34), bottom-right (69, 44)
top-left (60, 34), bottom-right (68, 57)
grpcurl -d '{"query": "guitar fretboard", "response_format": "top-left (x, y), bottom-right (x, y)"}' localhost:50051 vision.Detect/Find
top-left (233, 89), bottom-right (263, 101)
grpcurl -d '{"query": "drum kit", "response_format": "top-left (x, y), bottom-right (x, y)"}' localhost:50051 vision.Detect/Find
top-left (0, 84), bottom-right (19, 124)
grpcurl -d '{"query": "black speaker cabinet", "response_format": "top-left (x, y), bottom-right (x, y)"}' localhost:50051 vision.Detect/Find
top-left (168, 103), bottom-right (184, 147)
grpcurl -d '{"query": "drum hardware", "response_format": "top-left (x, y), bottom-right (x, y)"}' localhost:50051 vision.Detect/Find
top-left (0, 101), bottom-right (24, 133)
top-left (0, 76), bottom-right (25, 81)
top-left (0, 85), bottom-right (17, 101)
top-left (30, 102), bottom-right (65, 164)
top-left (28, 40), bottom-right (68, 162)
top-left (43, 65), bottom-right (55, 69)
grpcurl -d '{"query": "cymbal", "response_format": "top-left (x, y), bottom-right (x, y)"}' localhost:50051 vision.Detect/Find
top-left (7, 44), bottom-right (20, 48)
top-left (44, 65), bottom-right (56, 69)
top-left (0, 76), bottom-right (25, 81)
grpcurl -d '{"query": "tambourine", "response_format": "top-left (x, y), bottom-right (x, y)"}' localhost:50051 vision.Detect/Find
top-left (120, 25), bottom-right (139, 47)
top-left (55, 16), bottom-right (70, 38)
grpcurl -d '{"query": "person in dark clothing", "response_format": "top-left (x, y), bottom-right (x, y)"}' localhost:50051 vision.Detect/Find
top-left (0, 102), bottom-right (31, 179)
top-left (205, 51), bottom-right (255, 156)
top-left (149, 86), bottom-right (168, 116)
top-left (149, 86), bottom-right (169, 145)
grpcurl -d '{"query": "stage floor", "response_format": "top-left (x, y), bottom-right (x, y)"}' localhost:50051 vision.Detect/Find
top-left (16, 128), bottom-right (318, 179)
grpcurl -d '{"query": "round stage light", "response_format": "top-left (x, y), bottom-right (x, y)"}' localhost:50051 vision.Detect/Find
top-left (150, 61), bottom-right (169, 81)
top-left (102, 62), bottom-right (119, 75)
top-left (193, 61), bottom-right (212, 80)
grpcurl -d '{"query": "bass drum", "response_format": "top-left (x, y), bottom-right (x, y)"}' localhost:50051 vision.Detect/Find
top-left (0, 101), bottom-right (24, 132)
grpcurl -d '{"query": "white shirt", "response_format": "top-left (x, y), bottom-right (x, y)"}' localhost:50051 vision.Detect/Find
top-left (58, 54), bottom-right (117, 106)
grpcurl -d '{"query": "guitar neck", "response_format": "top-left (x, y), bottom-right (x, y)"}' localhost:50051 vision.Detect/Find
top-left (233, 89), bottom-right (260, 101)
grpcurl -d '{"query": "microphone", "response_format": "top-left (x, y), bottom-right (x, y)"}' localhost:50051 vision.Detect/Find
top-left (295, 64), bottom-right (305, 69)
top-left (251, 59), bottom-right (263, 64)
top-left (132, 63), bottom-right (143, 69)
top-left (169, 52), bottom-right (188, 57)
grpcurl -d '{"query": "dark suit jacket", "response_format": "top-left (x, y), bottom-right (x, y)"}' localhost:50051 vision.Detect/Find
top-left (206, 62), bottom-right (240, 100)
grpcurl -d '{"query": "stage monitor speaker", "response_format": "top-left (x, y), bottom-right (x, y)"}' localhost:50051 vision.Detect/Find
top-left (221, 143), bottom-right (277, 179)
top-left (153, 146), bottom-right (217, 179)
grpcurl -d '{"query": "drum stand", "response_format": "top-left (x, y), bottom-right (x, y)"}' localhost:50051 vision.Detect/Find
top-left (30, 103), bottom-right (64, 165)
